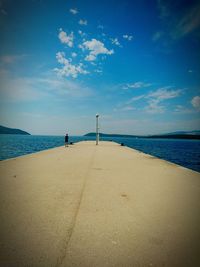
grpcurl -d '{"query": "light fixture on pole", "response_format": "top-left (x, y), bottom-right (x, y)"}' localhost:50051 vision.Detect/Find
top-left (96, 114), bottom-right (99, 145)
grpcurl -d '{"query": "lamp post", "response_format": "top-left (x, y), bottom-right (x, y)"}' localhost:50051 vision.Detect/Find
top-left (96, 114), bottom-right (99, 145)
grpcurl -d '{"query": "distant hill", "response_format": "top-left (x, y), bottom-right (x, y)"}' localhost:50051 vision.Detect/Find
top-left (162, 130), bottom-right (200, 136)
top-left (84, 132), bottom-right (200, 140)
top-left (84, 133), bottom-right (138, 138)
top-left (147, 134), bottom-right (200, 140)
top-left (0, 125), bottom-right (30, 135)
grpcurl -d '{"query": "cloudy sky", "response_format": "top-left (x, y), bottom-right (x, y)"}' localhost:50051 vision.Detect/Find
top-left (0, 0), bottom-right (200, 135)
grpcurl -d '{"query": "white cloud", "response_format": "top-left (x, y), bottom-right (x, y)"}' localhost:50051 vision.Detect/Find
top-left (78, 30), bottom-right (86, 37)
top-left (145, 87), bottom-right (182, 114)
top-left (174, 105), bottom-right (194, 114)
top-left (148, 87), bottom-right (182, 101)
top-left (123, 34), bottom-right (133, 41)
top-left (126, 87), bottom-right (183, 113)
top-left (69, 8), bottom-right (78, 15)
top-left (145, 99), bottom-right (165, 114)
top-left (55, 52), bottom-right (89, 78)
top-left (110, 38), bottom-right (121, 47)
top-left (121, 106), bottom-right (135, 111)
top-left (127, 95), bottom-right (146, 104)
top-left (83, 38), bottom-right (114, 61)
top-left (79, 19), bottom-right (87, 26)
top-left (123, 82), bottom-right (152, 89)
top-left (71, 52), bottom-right (77, 57)
top-left (191, 96), bottom-right (200, 110)
top-left (58, 29), bottom-right (74, 47)
top-left (128, 87), bottom-right (182, 103)
top-left (78, 44), bottom-right (85, 51)
top-left (85, 54), bottom-right (96, 61)
top-left (94, 69), bottom-right (103, 74)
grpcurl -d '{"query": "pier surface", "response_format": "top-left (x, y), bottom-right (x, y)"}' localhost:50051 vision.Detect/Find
top-left (0, 141), bottom-right (200, 267)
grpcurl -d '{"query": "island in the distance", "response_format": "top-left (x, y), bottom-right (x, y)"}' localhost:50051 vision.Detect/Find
top-left (0, 125), bottom-right (30, 135)
top-left (85, 131), bottom-right (200, 140)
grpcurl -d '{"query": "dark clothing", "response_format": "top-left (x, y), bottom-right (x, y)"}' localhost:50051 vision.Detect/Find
top-left (65, 134), bottom-right (69, 147)
top-left (65, 135), bottom-right (69, 143)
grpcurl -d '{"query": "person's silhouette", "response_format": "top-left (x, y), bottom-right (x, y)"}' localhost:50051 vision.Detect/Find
top-left (65, 133), bottom-right (69, 147)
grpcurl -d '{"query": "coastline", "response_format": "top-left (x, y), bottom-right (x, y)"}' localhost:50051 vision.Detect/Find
top-left (0, 134), bottom-right (200, 172)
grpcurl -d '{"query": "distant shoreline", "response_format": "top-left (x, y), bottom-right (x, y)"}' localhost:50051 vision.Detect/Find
top-left (0, 125), bottom-right (30, 135)
top-left (1, 126), bottom-right (200, 140)
top-left (85, 132), bottom-right (200, 140)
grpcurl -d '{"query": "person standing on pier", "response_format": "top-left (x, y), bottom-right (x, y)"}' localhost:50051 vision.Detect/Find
top-left (65, 133), bottom-right (69, 147)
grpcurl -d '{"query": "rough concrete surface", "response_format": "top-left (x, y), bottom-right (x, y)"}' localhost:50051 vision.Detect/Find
top-left (0, 141), bottom-right (200, 267)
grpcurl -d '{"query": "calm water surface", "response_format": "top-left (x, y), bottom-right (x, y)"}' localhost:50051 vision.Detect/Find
top-left (0, 134), bottom-right (200, 173)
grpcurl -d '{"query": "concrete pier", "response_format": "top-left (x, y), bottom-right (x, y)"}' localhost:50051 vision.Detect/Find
top-left (0, 141), bottom-right (200, 266)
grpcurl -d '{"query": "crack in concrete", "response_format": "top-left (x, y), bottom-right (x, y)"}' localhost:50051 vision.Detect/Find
top-left (55, 147), bottom-right (96, 267)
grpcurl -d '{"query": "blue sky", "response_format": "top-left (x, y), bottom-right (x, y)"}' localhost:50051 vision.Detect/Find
top-left (0, 0), bottom-right (200, 135)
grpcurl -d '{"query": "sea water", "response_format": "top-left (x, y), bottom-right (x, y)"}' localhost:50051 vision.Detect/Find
top-left (0, 134), bottom-right (200, 173)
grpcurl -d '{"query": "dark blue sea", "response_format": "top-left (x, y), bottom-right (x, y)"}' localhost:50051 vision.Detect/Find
top-left (0, 134), bottom-right (200, 173)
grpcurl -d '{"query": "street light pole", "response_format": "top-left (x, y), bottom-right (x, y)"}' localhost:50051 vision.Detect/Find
top-left (96, 114), bottom-right (99, 145)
